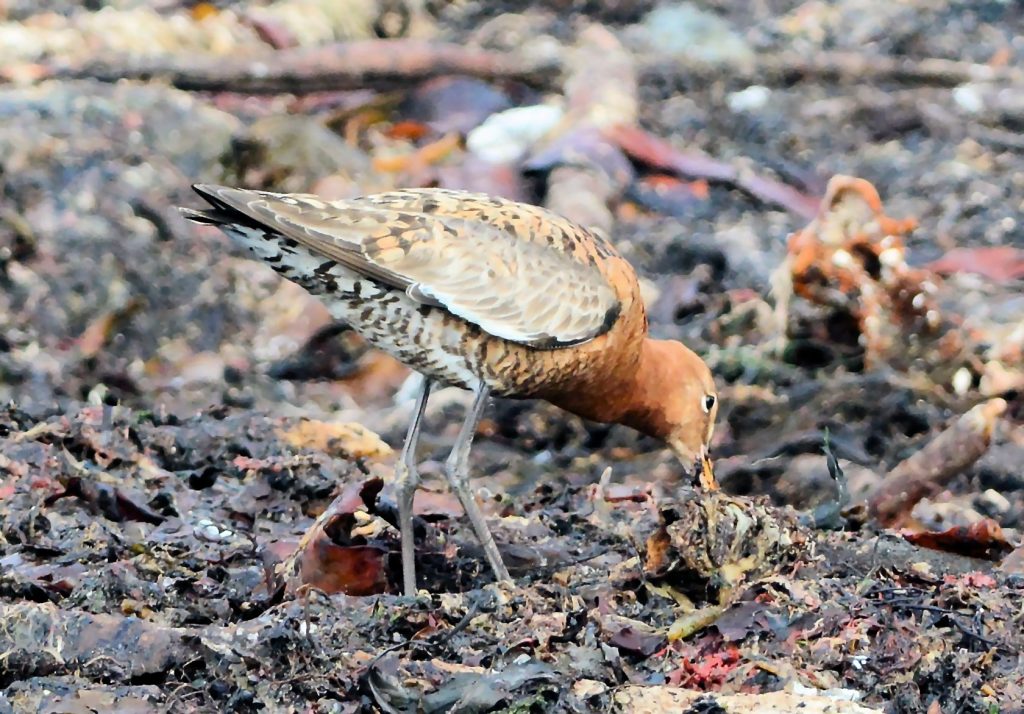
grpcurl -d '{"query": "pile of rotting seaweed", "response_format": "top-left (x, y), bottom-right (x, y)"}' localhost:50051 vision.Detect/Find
top-left (1, 396), bottom-right (1022, 712)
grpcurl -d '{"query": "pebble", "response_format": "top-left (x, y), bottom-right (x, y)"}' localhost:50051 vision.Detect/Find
top-left (728, 86), bottom-right (772, 113)
top-left (977, 488), bottom-right (1010, 515)
top-left (194, 517), bottom-right (235, 542)
top-left (952, 85), bottom-right (984, 114)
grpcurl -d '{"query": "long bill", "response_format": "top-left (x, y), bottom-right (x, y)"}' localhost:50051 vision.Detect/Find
top-left (699, 450), bottom-right (718, 491)
top-left (670, 441), bottom-right (719, 491)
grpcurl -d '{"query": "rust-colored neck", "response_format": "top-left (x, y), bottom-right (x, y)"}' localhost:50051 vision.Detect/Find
top-left (549, 338), bottom-right (676, 440)
top-left (614, 339), bottom-right (678, 440)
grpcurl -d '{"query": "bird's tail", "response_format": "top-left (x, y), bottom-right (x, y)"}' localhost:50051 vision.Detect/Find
top-left (179, 184), bottom-right (352, 299)
top-left (178, 184), bottom-right (269, 231)
top-left (178, 206), bottom-right (228, 225)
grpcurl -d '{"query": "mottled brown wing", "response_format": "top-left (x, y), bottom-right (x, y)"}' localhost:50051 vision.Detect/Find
top-left (193, 185), bottom-right (625, 348)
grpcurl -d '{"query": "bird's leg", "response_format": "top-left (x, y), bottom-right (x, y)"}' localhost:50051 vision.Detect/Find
top-left (396, 378), bottom-right (432, 597)
top-left (444, 383), bottom-right (512, 584)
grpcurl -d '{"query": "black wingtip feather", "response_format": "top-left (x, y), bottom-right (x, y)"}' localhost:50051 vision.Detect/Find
top-left (178, 207), bottom-right (226, 225)
top-left (184, 184), bottom-right (268, 231)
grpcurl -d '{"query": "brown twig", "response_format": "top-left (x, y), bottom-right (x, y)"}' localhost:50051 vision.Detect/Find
top-left (608, 125), bottom-right (821, 219)
top-left (641, 50), bottom-right (1024, 89)
top-left (868, 398), bottom-right (1007, 526)
top-left (47, 39), bottom-right (560, 94)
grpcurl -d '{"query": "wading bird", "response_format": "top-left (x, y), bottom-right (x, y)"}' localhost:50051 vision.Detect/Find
top-left (182, 185), bottom-right (718, 595)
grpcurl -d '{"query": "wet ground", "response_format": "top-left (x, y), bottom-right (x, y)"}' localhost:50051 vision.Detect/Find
top-left (1, 1), bottom-right (1023, 712)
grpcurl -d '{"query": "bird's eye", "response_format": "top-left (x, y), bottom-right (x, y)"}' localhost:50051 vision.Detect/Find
top-left (702, 395), bottom-right (716, 413)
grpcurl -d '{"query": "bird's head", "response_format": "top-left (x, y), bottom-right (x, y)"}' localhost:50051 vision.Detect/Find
top-left (625, 339), bottom-right (719, 489)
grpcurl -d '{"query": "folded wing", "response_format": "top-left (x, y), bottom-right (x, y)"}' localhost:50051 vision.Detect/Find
top-left (191, 185), bottom-right (623, 348)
